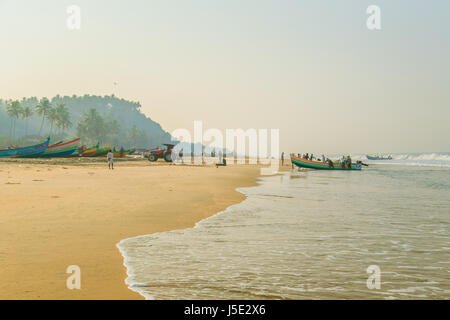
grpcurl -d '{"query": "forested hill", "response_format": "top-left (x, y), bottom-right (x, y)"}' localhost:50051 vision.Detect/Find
top-left (0, 94), bottom-right (173, 148)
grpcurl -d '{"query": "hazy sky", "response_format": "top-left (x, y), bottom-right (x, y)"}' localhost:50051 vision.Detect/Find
top-left (1, 0), bottom-right (449, 153)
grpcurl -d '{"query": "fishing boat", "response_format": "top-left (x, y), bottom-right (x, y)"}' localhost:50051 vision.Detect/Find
top-left (113, 148), bottom-right (136, 158)
top-left (290, 154), bottom-right (362, 170)
top-left (81, 143), bottom-right (99, 157)
top-left (0, 138), bottom-right (50, 158)
top-left (366, 155), bottom-right (392, 160)
top-left (94, 146), bottom-right (110, 157)
top-left (38, 138), bottom-right (81, 158)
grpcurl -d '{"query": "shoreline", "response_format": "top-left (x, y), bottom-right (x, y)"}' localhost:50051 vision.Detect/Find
top-left (0, 158), bottom-right (276, 299)
top-left (116, 178), bottom-right (263, 300)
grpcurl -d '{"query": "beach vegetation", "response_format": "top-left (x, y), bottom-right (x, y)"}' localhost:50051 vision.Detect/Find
top-left (0, 95), bottom-right (172, 148)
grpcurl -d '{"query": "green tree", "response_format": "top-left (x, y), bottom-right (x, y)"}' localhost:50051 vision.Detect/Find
top-left (54, 103), bottom-right (72, 136)
top-left (47, 107), bottom-right (58, 136)
top-left (6, 101), bottom-right (22, 142)
top-left (21, 106), bottom-right (34, 137)
top-left (76, 108), bottom-right (107, 145)
top-left (35, 98), bottom-right (52, 136)
top-left (126, 125), bottom-right (146, 147)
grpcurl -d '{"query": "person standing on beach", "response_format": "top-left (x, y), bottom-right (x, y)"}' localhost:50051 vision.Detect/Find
top-left (281, 152), bottom-right (285, 166)
top-left (218, 150), bottom-right (223, 165)
top-left (107, 150), bottom-right (114, 170)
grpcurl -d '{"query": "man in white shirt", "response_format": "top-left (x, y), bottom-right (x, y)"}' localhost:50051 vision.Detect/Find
top-left (107, 150), bottom-right (114, 170)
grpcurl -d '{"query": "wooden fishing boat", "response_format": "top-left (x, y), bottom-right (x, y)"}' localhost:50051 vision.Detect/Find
top-left (81, 143), bottom-right (99, 157)
top-left (94, 147), bottom-right (110, 157)
top-left (0, 138), bottom-right (50, 158)
top-left (366, 155), bottom-right (392, 160)
top-left (113, 148), bottom-right (135, 158)
top-left (290, 154), bottom-right (362, 170)
top-left (38, 138), bottom-right (80, 158)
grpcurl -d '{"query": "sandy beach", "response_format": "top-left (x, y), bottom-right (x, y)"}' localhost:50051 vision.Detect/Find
top-left (0, 158), bottom-right (271, 300)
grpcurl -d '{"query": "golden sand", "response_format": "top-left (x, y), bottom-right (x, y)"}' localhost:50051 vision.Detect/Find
top-left (0, 158), bottom-right (277, 299)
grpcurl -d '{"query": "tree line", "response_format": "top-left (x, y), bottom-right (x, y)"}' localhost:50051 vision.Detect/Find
top-left (0, 95), bottom-right (172, 148)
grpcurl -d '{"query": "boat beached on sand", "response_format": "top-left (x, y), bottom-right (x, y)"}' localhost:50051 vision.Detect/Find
top-left (81, 143), bottom-right (99, 157)
top-left (38, 138), bottom-right (80, 158)
top-left (290, 154), bottom-right (362, 170)
top-left (0, 138), bottom-right (50, 158)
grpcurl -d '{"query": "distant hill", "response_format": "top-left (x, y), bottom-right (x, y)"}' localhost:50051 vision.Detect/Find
top-left (0, 95), bottom-right (173, 148)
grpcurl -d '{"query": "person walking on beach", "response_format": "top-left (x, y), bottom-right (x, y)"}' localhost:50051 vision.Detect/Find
top-left (281, 152), bottom-right (285, 166)
top-left (107, 149), bottom-right (114, 170)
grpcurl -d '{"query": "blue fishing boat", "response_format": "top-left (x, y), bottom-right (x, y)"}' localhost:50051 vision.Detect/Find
top-left (0, 138), bottom-right (50, 158)
top-left (366, 155), bottom-right (392, 160)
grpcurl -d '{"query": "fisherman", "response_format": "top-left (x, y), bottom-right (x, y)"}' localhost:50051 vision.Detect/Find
top-left (179, 148), bottom-right (184, 164)
top-left (107, 149), bottom-right (114, 170)
top-left (327, 158), bottom-right (334, 168)
top-left (216, 151), bottom-right (227, 168)
top-left (347, 155), bottom-right (352, 169)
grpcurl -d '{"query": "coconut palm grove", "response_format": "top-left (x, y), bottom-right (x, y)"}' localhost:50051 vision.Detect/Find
top-left (0, 95), bottom-right (172, 149)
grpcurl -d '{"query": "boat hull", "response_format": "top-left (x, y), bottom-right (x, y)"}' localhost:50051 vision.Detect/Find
top-left (0, 139), bottom-right (50, 158)
top-left (290, 154), bottom-right (362, 170)
top-left (37, 138), bottom-right (81, 158)
top-left (94, 148), bottom-right (109, 157)
top-left (40, 148), bottom-right (79, 158)
top-left (366, 155), bottom-right (392, 160)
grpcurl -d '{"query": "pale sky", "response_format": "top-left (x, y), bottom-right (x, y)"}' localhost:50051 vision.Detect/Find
top-left (1, 0), bottom-right (449, 154)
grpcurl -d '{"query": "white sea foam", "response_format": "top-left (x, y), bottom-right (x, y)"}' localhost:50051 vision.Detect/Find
top-left (117, 164), bottom-right (450, 300)
top-left (347, 152), bottom-right (450, 167)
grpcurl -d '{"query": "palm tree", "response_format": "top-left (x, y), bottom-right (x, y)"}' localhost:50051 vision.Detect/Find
top-left (21, 106), bottom-right (34, 137)
top-left (35, 98), bottom-right (52, 136)
top-left (54, 103), bottom-right (72, 136)
top-left (126, 125), bottom-right (144, 147)
top-left (47, 107), bottom-right (58, 137)
top-left (76, 108), bottom-right (107, 145)
top-left (6, 101), bottom-right (22, 142)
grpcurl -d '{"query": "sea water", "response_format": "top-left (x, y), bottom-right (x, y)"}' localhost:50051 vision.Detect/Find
top-left (118, 153), bottom-right (450, 299)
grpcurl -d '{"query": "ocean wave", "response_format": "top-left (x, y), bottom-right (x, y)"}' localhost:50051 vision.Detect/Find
top-left (346, 153), bottom-right (450, 167)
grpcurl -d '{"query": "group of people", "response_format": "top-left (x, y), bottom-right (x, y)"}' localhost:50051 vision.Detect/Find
top-left (340, 155), bottom-right (353, 169)
top-left (287, 152), bottom-right (355, 169)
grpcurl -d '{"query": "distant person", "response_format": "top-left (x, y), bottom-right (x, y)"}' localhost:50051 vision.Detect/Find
top-left (305, 153), bottom-right (309, 160)
top-left (281, 152), bottom-right (285, 166)
top-left (216, 151), bottom-right (227, 168)
top-left (322, 154), bottom-right (326, 163)
top-left (310, 154), bottom-right (314, 161)
top-left (341, 156), bottom-right (346, 169)
top-left (107, 149), bottom-right (114, 170)
top-left (347, 156), bottom-right (352, 169)
top-left (327, 158), bottom-right (334, 168)
top-left (179, 149), bottom-right (184, 164)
